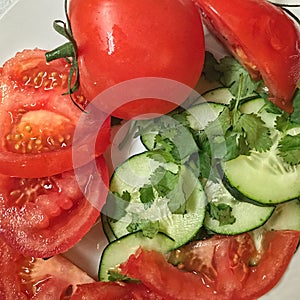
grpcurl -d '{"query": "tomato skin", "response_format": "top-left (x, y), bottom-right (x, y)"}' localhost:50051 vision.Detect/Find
top-left (0, 155), bottom-right (109, 258)
top-left (0, 236), bottom-right (94, 299)
top-left (0, 49), bottom-right (111, 178)
top-left (69, 0), bottom-right (205, 119)
top-left (195, 0), bottom-right (300, 113)
top-left (120, 231), bottom-right (300, 300)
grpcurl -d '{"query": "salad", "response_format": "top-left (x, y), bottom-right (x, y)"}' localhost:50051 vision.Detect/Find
top-left (0, 0), bottom-right (300, 299)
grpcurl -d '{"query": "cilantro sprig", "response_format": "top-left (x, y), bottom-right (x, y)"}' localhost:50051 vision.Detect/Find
top-left (202, 52), bottom-right (300, 167)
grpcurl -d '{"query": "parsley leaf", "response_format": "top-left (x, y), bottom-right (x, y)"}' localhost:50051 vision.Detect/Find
top-left (208, 202), bottom-right (236, 226)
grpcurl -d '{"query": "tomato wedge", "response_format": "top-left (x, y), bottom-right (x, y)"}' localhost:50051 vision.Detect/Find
top-left (120, 231), bottom-right (300, 299)
top-left (0, 49), bottom-right (111, 178)
top-left (0, 236), bottom-right (94, 299)
top-left (69, 0), bottom-right (205, 119)
top-left (0, 155), bottom-right (109, 258)
top-left (195, 0), bottom-right (300, 112)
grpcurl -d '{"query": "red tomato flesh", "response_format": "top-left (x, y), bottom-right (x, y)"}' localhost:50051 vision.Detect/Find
top-left (0, 155), bottom-right (109, 258)
top-left (0, 49), bottom-right (111, 178)
top-left (70, 281), bottom-right (164, 300)
top-left (195, 0), bottom-right (300, 113)
top-left (69, 0), bottom-right (205, 119)
top-left (121, 231), bottom-right (300, 300)
top-left (0, 236), bottom-right (94, 299)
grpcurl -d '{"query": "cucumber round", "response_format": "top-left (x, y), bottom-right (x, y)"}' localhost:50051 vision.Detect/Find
top-left (222, 149), bottom-right (300, 205)
top-left (99, 232), bottom-right (174, 281)
top-left (263, 199), bottom-right (300, 231)
top-left (202, 87), bottom-right (234, 104)
top-left (106, 152), bottom-right (206, 248)
top-left (221, 97), bottom-right (300, 205)
top-left (140, 115), bottom-right (198, 161)
top-left (185, 102), bottom-right (225, 132)
top-left (203, 180), bottom-right (274, 235)
top-left (101, 213), bottom-right (117, 243)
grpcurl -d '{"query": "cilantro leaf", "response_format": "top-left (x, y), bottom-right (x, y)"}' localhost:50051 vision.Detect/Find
top-left (208, 202), bottom-right (236, 226)
top-left (139, 184), bottom-right (155, 209)
top-left (150, 166), bottom-right (179, 198)
top-left (278, 134), bottom-right (300, 165)
top-left (275, 112), bottom-right (291, 133)
top-left (216, 56), bottom-right (262, 99)
top-left (102, 191), bottom-right (131, 222)
top-left (108, 270), bottom-right (136, 282)
top-left (202, 51), bottom-right (222, 82)
top-left (291, 89), bottom-right (300, 125)
top-left (235, 113), bottom-right (272, 152)
top-left (126, 215), bottom-right (160, 239)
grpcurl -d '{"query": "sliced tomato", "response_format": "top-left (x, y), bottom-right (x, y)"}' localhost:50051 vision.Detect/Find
top-left (69, 0), bottom-right (205, 119)
top-left (0, 49), bottom-right (111, 178)
top-left (0, 236), bottom-right (95, 299)
top-left (70, 281), bottom-right (165, 300)
top-left (0, 155), bottom-right (109, 258)
top-left (195, 0), bottom-right (300, 113)
top-left (120, 231), bottom-right (300, 300)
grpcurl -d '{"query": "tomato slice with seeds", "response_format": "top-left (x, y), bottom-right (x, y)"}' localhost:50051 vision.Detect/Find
top-left (121, 231), bottom-right (300, 300)
top-left (0, 236), bottom-right (95, 299)
top-left (0, 49), bottom-right (111, 178)
top-left (0, 155), bottom-right (109, 258)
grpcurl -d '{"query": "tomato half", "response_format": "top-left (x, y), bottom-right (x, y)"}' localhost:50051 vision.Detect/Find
top-left (0, 236), bottom-right (94, 299)
top-left (195, 0), bottom-right (300, 113)
top-left (0, 49), bottom-right (111, 178)
top-left (70, 281), bottom-right (164, 300)
top-left (69, 0), bottom-right (205, 119)
top-left (120, 231), bottom-right (300, 300)
top-left (0, 155), bottom-right (109, 258)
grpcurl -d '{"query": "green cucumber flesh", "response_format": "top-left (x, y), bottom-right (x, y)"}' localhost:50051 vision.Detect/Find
top-left (201, 87), bottom-right (234, 105)
top-left (222, 147), bottom-right (300, 205)
top-left (221, 97), bottom-right (300, 205)
top-left (185, 102), bottom-right (226, 132)
top-left (99, 232), bottom-right (174, 281)
top-left (106, 152), bottom-right (206, 248)
top-left (101, 213), bottom-right (117, 243)
top-left (203, 180), bottom-right (274, 235)
top-left (140, 115), bottom-right (198, 161)
top-left (263, 199), bottom-right (300, 231)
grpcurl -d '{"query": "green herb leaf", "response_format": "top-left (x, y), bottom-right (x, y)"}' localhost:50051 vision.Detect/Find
top-left (103, 191), bottom-right (131, 223)
top-left (216, 56), bottom-right (262, 99)
top-left (150, 166), bottom-right (179, 198)
top-left (126, 215), bottom-right (160, 239)
top-left (108, 270), bottom-right (136, 282)
top-left (208, 202), bottom-right (236, 226)
top-left (291, 89), bottom-right (300, 124)
top-left (278, 134), bottom-right (300, 165)
top-left (139, 184), bottom-right (155, 209)
top-left (235, 113), bottom-right (272, 152)
top-left (202, 51), bottom-right (222, 82)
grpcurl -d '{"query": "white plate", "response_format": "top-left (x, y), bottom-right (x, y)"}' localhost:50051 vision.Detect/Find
top-left (0, 0), bottom-right (300, 299)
